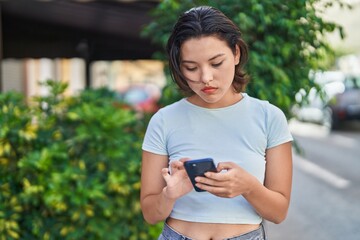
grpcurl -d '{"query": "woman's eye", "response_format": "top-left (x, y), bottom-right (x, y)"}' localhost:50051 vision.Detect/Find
top-left (186, 67), bottom-right (197, 71)
top-left (212, 62), bottom-right (223, 67)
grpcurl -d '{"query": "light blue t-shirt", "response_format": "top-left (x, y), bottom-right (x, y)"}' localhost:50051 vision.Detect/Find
top-left (142, 93), bottom-right (293, 224)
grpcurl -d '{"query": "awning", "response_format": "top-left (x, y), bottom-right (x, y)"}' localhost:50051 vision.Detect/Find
top-left (1, 0), bottom-right (161, 60)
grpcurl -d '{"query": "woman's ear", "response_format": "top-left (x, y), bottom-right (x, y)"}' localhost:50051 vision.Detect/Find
top-left (235, 45), bottom-right (241, 65)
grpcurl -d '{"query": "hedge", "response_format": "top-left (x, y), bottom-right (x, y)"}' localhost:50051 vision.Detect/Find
top-left (0, 81), bottom-right (162, 240)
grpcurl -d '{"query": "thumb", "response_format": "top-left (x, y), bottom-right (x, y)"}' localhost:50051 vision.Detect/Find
top-left (216, 162), bottom-right (236, 172)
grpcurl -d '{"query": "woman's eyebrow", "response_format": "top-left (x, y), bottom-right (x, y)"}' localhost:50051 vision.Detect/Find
top-left (209, 53), bottom-right (225, 61)
top-left (181, 53), bottom-right (225, 63)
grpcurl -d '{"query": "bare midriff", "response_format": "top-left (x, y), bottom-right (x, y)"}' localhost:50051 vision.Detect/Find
top-left (166, 217), bottom-right (260, 240)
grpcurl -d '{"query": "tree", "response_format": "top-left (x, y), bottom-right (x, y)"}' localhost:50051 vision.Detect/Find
top-left (142, 0), bottom-right (347, 116)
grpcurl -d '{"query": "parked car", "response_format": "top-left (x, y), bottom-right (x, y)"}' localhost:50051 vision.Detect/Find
top-left (293, 71), bottom-right (360, 129)
top-left (327, 74), bottom-right (360, 129)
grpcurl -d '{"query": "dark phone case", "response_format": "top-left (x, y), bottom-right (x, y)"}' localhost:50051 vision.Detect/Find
top-left (184, 158), bottom-right (217, 192)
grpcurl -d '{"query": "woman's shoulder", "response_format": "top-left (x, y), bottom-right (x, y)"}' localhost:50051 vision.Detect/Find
top-left (158, 98), bottom-right (186, 111)
top-left (152, 98), bottom-right (188, 119)
top-left (243, 94), bottom-right (270, 111)
top-left (243, 93), bottom-right (285, 119)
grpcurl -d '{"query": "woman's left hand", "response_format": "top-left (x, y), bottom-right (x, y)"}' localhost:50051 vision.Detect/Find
top-left (195, 162), bottom-right (257, 198)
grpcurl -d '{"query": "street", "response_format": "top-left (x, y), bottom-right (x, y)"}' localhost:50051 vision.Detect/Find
top-left (266, 120), bottom-right (360, 240)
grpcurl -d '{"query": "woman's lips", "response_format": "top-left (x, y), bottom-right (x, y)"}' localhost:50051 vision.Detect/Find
top-left (201, 86), bottom-right (217, 94)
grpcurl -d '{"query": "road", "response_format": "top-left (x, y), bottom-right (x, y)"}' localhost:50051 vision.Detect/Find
top-left (266, 120), bottom-right (360, 240)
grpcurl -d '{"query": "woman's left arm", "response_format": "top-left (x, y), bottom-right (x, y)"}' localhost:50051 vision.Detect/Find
top-left (242, 141), bottom-right (293, 223)
top-left (196, 141), bottom-right (292, 224)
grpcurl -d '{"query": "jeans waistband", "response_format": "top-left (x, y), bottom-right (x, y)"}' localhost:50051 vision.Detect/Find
top-left (159, 222), bottom-right (267, 240)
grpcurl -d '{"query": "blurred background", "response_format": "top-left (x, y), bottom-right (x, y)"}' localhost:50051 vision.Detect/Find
top-left (1, 0), bottom-right (359, 239)
top-left (263, 1), bottom-right (360, 239)
top-left (0, 0), bottom-right (166, 111)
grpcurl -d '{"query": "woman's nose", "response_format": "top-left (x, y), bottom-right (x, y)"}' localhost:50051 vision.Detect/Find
top-left (200, 68), bottom-right (213, 84)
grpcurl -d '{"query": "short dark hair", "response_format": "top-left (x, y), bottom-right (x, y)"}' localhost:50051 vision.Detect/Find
top-left (166, 6), bottom-right (249, 95)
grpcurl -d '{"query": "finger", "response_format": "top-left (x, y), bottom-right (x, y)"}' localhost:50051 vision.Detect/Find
top-left (203, 171), bottom-right (228, 181)
top-left (176, 158), bottom-right (191, 173)
top-left (195, 183), bottom-right (227, 196)
top-left (171, 160), bottom-right (185, 168)
top-left (161, 168), bottom-right (170, 182)
top-left (195, 176), bottom-right (225, 187)
top-left (179, 158), bottom-right (191, 163)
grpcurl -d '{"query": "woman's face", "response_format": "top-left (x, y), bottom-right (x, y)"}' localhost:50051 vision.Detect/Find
top-left (180, 35), bottom-right (240, 108)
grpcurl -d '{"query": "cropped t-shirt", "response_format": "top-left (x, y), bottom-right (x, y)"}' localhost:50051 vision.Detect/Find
top-left (142, 93), bottom-right (293, 224)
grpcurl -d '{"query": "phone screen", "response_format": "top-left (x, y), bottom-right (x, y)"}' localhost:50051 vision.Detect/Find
top-left (184, 158), bottom-right (217, 192)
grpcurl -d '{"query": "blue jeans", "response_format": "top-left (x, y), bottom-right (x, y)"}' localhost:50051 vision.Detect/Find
top-left (158, 222), bottom-right (267, 240)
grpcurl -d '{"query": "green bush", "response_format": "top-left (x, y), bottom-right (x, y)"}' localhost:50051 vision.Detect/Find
top-left (0, 81), bottom-right (161, 240)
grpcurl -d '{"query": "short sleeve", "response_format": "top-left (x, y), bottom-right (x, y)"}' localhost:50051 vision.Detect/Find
top-left (142, 111), bottom-right (168, 155)
top-left (266, 104), bottom-right (293, 149)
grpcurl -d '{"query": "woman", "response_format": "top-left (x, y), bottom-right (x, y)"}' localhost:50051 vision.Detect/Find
top-left (141, 6), bottom-right (293, 240)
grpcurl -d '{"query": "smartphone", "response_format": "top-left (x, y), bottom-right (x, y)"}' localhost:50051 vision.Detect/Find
top-left (184, 158), bottom-right (217, 192)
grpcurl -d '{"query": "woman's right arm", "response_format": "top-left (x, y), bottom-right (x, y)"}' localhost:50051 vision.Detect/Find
top-left (140, 150), bottom-right (174, 224)
top-left (140, 151), bottom-right (193, 224)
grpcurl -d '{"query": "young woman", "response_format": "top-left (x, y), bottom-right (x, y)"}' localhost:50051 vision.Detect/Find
top-left (141, 6), bottom-right (293, 240)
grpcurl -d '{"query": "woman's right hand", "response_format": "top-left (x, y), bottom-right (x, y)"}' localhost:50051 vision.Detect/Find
top-left (161, 158), bottom-right (193, 199)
